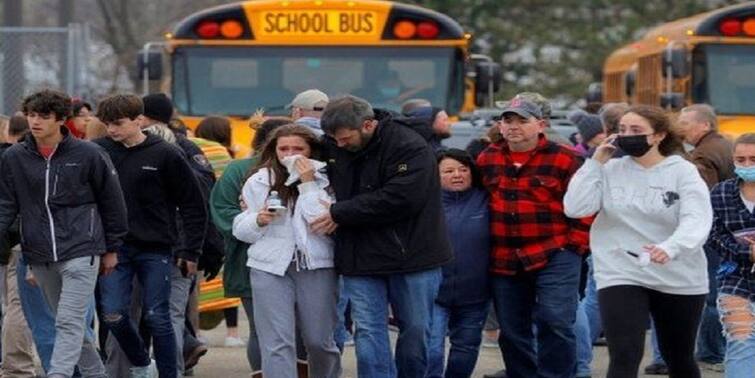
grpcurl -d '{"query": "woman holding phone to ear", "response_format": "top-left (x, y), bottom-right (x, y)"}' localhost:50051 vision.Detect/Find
top-left (563, 105), bottom-right (712, 378)
top-left (232, 124), bottom-right (341, 378)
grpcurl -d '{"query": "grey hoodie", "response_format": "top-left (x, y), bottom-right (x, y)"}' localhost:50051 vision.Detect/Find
top-left (564, 155), bottom-right (712, 295)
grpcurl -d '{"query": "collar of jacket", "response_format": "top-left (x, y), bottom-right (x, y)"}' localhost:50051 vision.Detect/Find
top-left (22, 126), bottom-right (72, 156)
top-left (442, 187), bottom-right (477, 203)
top-left (695, 130), bottom-right (718, 148)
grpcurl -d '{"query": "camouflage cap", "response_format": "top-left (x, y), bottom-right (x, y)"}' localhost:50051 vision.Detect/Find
top-left (514, 92), bottom-right (551, 118)
top-left (500, 98), bottom-right (543, 120)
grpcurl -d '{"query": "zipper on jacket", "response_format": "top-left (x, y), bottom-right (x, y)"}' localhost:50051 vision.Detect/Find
top-left (89, 208), bottom-right (95, 237)
top-left (44, 152), bottom-right (58, 262)
top-left (18, 217), bottom-right (24, 244)
top-left (52, 173), bottom-right (59, 195)
top-left (391, 229), bottom-right (407, 256)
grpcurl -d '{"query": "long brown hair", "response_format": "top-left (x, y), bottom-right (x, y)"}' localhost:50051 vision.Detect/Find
top-left (624, 105), bottom-right (683, 156)
top-left (250, 124), bottom-right (321, 206)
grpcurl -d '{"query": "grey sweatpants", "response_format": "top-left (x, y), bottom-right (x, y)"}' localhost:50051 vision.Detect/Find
top-left (31, 255), bottom-right (106, 378)
top-left (169, 265), bottom-right (192, 375)
top-left (250, 265), bottom-right (341, 378)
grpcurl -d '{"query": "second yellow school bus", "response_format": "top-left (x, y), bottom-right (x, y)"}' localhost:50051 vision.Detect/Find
top-left (602, 2), bottom-right (755, 138)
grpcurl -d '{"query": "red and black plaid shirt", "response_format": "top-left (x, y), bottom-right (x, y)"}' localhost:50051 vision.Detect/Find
top-left (477, 136), bottom-right (592, 275)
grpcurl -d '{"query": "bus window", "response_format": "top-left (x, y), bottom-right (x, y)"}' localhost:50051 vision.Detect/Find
top-left (171, 46), bottom-right (459, 116)
top-left (282, 59), bottom-right (364, 95)
top-left (211, 60), bottom-right (258, 88)
top-left (700, 44), bottom-right (755, 115)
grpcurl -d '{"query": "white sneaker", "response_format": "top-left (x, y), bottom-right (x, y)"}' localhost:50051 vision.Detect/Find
top-left (130, 359), bottom-right (158, 378)
top-left (225, 336), bottom-right (245, 347)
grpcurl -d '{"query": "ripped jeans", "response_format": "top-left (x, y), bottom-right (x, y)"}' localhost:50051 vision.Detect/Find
top-left (718, 294), bottom-right (755, 378)
top-left (98, 247), bottom-right (176, 377)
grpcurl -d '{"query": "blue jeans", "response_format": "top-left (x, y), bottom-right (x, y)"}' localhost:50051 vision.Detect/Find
top-left (334, 276), bottom-right (351, 352)
top-left (491, 249), bottom-right (581, 378)
top-left (98, 247), bottom-right (176, 377)
top-left (427, 301), bottom-right (489, 378)
top-left (718, 294), bottom-right (755, 378)
top-left (576, 256), bottom-right (601, 376)
top-left (16, 256), bottom-right (56, 373)
top-left (344, 267), bottom-right (442, 378)
top-left (696, 247), bottom-right (725, 364)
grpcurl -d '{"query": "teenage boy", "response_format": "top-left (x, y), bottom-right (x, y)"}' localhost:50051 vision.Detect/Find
top-left (94, 94), bottom-right (207, 378)
top-left (0, 89), bottom-right (128, 378)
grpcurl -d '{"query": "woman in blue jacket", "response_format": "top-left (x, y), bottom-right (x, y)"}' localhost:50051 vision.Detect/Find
top-left (428, 148), bottom-right (491, 378)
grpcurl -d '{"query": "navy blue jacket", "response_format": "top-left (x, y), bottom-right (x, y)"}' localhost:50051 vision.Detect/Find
top-left (436, 188), bottom-right (490, 307)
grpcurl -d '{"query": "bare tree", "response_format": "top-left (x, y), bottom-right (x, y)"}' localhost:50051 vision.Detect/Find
top-left (83, 0), bottom-right (226, 92)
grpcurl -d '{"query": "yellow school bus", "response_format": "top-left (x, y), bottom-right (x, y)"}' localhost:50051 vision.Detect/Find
top-left (601, 2), bottom-right (755, 138)
top-left (141, 0), bottom-right (499, 157)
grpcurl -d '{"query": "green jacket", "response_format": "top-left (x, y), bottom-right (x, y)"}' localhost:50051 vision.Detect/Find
top-left (210, 158), bottom-right (256, 298)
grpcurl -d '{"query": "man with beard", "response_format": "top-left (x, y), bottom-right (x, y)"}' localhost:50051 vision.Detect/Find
top-left (314, 95), bottom-right (452, 376)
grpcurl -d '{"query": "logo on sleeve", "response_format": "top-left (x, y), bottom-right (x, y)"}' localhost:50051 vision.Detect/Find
top-left (141, 166), bottom-right (158, 171)
top-left (397, 163), bottom-right (408, 173)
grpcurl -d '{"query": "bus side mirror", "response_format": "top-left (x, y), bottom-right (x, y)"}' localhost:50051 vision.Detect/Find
top-left (662, 47), bottom-right (688, 78)
top-left (474, 61), bottom-right (502, 94)
top-left (137, 51), bottom-right (163, 80)
top-left (586, 82), bottom-right (603, 103)
top-left (660, 93), bottom-right (685, 109)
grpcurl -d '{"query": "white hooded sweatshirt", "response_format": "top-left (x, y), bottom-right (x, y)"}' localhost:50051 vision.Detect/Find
top-left (564, 155), bottom-right (712, 295)
top-left (232, 167), bottom-right (334, 276)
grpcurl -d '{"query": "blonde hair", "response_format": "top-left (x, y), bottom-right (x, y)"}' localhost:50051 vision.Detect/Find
top-left (86, 119), bottom-right (108, 140)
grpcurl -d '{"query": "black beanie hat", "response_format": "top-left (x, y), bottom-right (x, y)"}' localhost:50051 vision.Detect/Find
top-left (142, 93), bottom-right (173, 124)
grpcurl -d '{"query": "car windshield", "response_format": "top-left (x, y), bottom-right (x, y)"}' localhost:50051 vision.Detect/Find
top-left (172, 46), bottom-right (464, 116)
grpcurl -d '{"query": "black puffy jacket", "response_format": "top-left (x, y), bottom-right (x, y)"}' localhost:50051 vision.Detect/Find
top-left (0, 128), bottom-right (128, 263)
top-left (327, 110), bottom-right (453, 275)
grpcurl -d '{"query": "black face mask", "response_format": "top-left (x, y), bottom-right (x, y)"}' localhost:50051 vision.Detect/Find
top-left (616, 134), bottom-right (653, 157)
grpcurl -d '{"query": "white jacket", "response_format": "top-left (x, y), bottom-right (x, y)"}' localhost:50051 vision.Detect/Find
top-left (232, 167), bottom-right (334, 276)
top-left (563, 156), bottom-right (711, 295)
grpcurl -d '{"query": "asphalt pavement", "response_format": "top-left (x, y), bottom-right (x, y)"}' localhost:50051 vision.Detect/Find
top-left (192, 311), bottom-right (725, 378)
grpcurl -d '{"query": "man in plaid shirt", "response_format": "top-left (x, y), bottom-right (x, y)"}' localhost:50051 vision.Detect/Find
top-left (477, 98), bottom-right (591, 378)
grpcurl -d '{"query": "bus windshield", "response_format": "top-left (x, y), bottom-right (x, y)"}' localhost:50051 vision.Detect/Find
top-left (693, 44), bottom-right (755, 115)
top-left (172, 46), bottom-right (463, 116)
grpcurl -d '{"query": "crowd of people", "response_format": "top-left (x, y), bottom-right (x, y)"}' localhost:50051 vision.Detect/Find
top-left (0, 86), bottom-right (753, 378)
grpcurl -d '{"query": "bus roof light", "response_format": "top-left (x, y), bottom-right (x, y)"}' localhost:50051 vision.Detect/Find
top-left (220, 20), bottom-right (244, 38)
top-left (393, 20), bottom-right (417, 39)
top-left (196, 21), bottom-right (220, 38)
top-left (719, 18), bottom-right (742, 36)
top-left (743, 18), bottom-right (755, 36)
top-left (417, 21), bottom-right (439, 39)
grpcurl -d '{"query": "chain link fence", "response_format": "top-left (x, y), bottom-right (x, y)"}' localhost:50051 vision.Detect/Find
top-left (0, 23), bottom-right (91, 115)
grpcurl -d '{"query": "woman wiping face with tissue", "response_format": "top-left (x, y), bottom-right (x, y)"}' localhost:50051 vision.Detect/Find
top-left (232, 124), bottom-right (342, 377)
